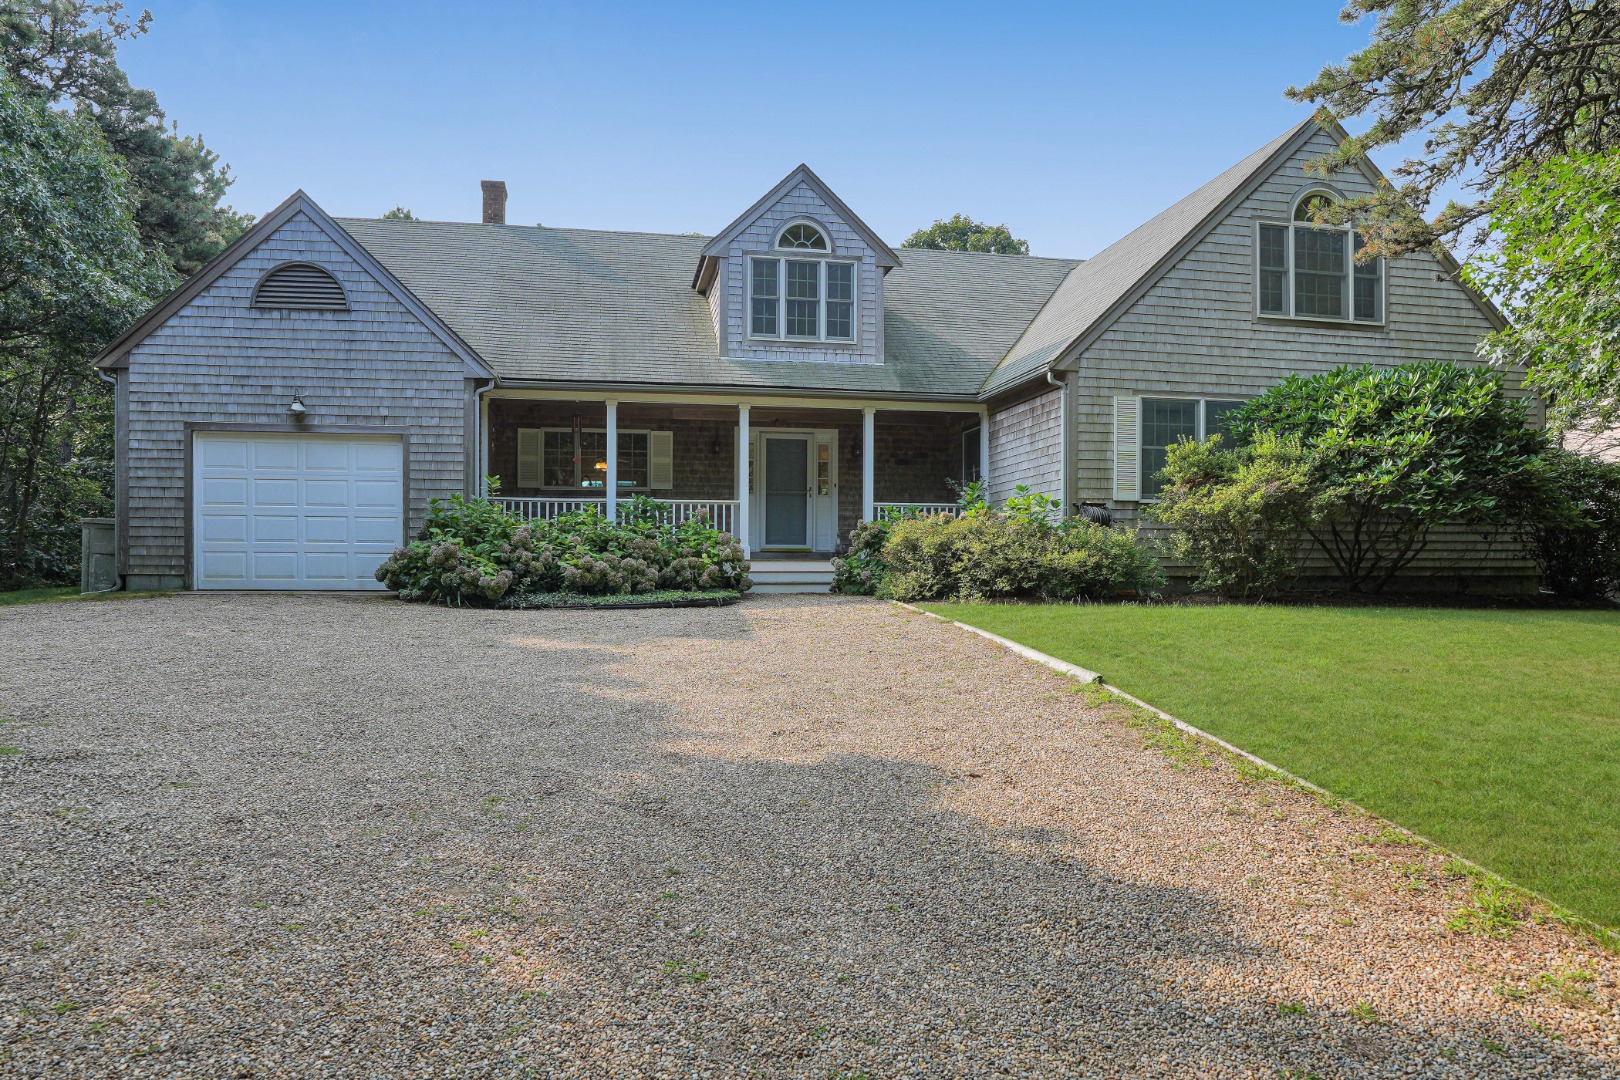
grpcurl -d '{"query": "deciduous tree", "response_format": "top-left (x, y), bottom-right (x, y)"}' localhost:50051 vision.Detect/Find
top-left (902, 213), bottom-right (1029, 255)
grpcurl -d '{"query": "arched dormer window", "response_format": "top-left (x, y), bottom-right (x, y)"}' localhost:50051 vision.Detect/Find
top-left (252, 262), bottom-right (349, 311)
top-left (1257, 188), bottom-right (1383, 324)
top-left (748, 220), bottom-right (854, 342)
top-left (776, 222), bottom-right (828, 250)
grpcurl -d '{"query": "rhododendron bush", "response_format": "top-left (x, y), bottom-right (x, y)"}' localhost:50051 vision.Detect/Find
top-left (376, 494), bottom-right (749, 605)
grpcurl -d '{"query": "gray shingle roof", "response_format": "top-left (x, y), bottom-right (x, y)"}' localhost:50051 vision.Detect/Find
top-left (979, 119), bottom-right (1313, 397)
top-left (338, 218), bottom-right (1076, 399)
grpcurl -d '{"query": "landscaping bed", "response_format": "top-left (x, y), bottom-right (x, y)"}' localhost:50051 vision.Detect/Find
top-left (497, 588), bottom-right (740, 610)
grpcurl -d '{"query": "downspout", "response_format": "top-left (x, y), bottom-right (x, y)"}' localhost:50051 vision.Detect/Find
top-left (474, 380), bottom-right (495, 497)
top-left (1047, 370), bottom-right (1073, 517)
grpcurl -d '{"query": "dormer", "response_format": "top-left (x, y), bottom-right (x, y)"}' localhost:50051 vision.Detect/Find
top-left (693, 164), bottom-right (899, 365)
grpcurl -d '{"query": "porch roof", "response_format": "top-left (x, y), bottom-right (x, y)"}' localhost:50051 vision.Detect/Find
top-left (338, 218), bottom-right (1076, 399)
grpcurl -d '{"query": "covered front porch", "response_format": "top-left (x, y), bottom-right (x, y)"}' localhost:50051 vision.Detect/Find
top-left (477, 392), bottom-right (986, 556)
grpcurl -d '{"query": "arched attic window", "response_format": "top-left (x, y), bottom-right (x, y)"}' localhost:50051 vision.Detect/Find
top-left (776, 222), bottom-right (828, 250)
top-left (1257, 189), bottom-right (1383, 324)
top-left (252, 262), bottom-right (349, 311)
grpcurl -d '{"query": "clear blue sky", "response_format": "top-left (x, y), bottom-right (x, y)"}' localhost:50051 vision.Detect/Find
top-left (119, 1), bottom-right (1382, 259)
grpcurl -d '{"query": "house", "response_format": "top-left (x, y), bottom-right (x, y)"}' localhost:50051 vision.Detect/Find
top-left (93, 115), bottom-right (1530, 593)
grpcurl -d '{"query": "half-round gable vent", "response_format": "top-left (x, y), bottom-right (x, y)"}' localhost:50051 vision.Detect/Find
top-left (252, 262), bottom-right (349, 310)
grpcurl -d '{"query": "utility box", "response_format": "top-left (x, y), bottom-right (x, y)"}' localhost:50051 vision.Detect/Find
top-left (80, 518), bottom-right (118, 594)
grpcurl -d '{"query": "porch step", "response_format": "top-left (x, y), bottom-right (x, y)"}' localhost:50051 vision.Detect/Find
top-left (747, 558), bottom-right (836, 595)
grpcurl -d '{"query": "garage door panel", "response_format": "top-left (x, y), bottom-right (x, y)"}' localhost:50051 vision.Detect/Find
top-left (252, 515), bottom-right (299, 543)
top-left (253, 478), bottom-right (299, 506)
top-left (354, 516), bottom-right (401, 544)
top-left (200, 551), bottom-right (248, 580)
top-left (198, 439), bottom-right (248, 468)
top-left (201, 478), bottom-right (249, 508)
top-left (200, 514), bottom-right (248, 543)
top-left (194, 432), bottom-right (403, 591)
top-left (353, 442), bottom-right (400, 471)
top-left (303, 441), bottom-right (351, 471)
top-left (353, 480), bottom-right (400, 508)
top-left (303, 516), bottom-right (351, 544)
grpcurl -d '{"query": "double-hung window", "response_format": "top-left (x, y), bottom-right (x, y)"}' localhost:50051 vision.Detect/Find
top-left (1257, 192), bottom-right (1383, 324)
top-left (748, 222), bottom-right (857, 342)
top-left (1139, 397), bottom-right (1247, 498)
top-left (531, 428), bottom-right (650, 489)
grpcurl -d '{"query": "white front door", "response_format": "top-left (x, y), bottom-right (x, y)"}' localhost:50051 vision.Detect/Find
top-left (761, 434), bottom-right (813, 549)
top-left (192, 431), bottom-right (403, 590)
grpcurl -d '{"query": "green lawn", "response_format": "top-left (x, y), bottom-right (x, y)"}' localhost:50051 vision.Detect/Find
top-left (926, 602), bottom-right (1620, 928)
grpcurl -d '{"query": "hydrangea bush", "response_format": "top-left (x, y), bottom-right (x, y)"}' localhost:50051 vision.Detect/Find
top-left (376, 494), bottom-right (750, 606)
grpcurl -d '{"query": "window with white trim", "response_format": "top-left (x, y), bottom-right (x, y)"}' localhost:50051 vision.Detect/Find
top-left (748, 223), bottom-right (856, 342)
top-left (1257, 191), bottom-right (1383, 324)
top-left (520, 428), bottom-right (668, 490)
top-left (1139, 397), bottom-right (1247, 498)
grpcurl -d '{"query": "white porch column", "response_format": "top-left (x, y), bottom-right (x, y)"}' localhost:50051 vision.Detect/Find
top-left (978, 406), bottom-right (990, 494)
top-left (736, 404), bottom-right (751, 557)
top-left (861, 407), bottom-right (875, 522)
top-left (605, 399), bottom-right (619, 521)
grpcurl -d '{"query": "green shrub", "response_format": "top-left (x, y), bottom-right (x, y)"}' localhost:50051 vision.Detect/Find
top-left (376, 495), bottom-right (750, 606)
top-left (1147, 433), bottom-right (1313, 599)
top-left (1227, 361), bottom-right (1568, 592)
top-left (1524, 449), bottom-right (1620, 598)
top-left (877, 512), bottom-right (1163, 602)
top-left (830, 519), bottom-right (890, 595)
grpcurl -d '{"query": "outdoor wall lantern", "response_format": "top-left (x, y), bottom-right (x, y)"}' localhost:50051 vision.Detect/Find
top-left (288, 396), bottom-right (307, 418)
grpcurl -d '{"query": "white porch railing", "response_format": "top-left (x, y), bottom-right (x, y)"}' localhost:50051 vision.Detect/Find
top-left (491, 497), bottom-right (740, 535)
top-left (492, 497), bottom-right (603, 521)
top-left (873, 502), bottom-right (962, 522)
top-left (644, 499), bottom-right (739, 534)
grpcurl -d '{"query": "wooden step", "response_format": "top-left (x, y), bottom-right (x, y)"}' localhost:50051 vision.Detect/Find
top-left (748, 558), bottom-right (836, 594)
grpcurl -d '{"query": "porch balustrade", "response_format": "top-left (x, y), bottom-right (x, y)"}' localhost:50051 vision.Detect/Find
top-left (873, 502), bottom-right (962, 522)
top-left (491, 496), bottom-right (740, 535)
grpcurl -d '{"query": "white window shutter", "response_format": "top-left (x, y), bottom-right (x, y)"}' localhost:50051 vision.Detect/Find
top-left (649, 430), bottom-right (674, 489)
top-left (517, 428), bottom-right (542, 487)
top-left (1113, 397), bottom-right (1140, 501)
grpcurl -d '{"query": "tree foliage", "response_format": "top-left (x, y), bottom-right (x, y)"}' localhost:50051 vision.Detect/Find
top-left (1290, 0), bottom-right (1620, 257)
top-left (382, 205), bottom-right (416, 220)
top-left (901, 213), bottom-right (1029, 255)
top-left (1226, 361), bottom-right (1565, 592)
top-left (1521, 447), bottom-right (1620, 597)
top-left (0, 68), bottom-right (167, 584)
top-left (1, 0), bottom-right (251, 276)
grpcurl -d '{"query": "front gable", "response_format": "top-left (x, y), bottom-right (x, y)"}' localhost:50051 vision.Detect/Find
top-left (694, 165), bottom-right (897, 366)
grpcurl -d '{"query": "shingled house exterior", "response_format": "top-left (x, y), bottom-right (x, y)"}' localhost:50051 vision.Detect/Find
top-left (93, 116), bottom-right (1530, 593)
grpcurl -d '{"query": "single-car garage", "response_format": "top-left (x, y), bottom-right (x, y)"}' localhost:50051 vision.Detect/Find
top-left (192, 431), bottom-right (403, 590)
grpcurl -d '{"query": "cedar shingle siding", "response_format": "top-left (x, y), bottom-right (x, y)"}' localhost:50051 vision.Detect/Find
top-left (119, 211), bottom-right (469, 589)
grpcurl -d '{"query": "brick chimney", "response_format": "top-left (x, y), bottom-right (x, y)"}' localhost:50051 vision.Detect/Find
top-left (481, 180), bottom-right (507, 225)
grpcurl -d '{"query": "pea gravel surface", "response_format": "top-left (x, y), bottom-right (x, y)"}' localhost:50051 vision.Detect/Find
top-left (1, 592), bottom-right (1615, 1079)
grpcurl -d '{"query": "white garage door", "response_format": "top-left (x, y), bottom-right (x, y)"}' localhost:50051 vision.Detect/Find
top-left (193, 432), bottom-right (403, 590)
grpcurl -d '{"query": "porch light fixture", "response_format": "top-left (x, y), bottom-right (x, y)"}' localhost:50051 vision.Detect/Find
top-left (709, 433), bottom-right (722, 455)
top-left (288, 396), bottom-right (307, 418)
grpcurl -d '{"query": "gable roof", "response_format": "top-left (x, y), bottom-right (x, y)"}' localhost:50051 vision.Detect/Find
top-left (979, 117), bottom-right (1507, 398)
top-left (94, 191), bottom-right (493, 378)
top-left (693, 163), bottom-right (901, 289)
top-left (979, 119), bottom-right (1316, 397)
top-left (340, 217), bottom-right (1075, 398)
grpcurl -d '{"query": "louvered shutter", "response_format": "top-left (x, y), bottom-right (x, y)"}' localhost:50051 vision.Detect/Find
top-left (649, 431), bottom-right (674, 489)
top-left (517, 429), bottom-right (542, 487)
top-left (1113, 397), bottom-right (1140, 501)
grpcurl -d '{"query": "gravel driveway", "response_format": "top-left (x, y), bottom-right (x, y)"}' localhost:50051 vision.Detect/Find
top-left (1, 593), bottom-right (1615, 1078)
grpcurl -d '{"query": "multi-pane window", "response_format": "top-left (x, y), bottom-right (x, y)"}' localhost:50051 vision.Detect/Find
top-left (1139, 397), bottom-right (1248, 498)
top-left (778, 223), bottom-right (828, 250)
top-left (961, 426), bottom-right (982, 486)
top-left (749, 257), bottom-right (778, 336)
top-left (537, 429), bottom-right (649, 489)
top-left (785, 261), bottom-right (820, 338)
top-left (748, 256), bottom-right (856, 342)
top-left (1257, 193), bottom-right (1383, 324)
